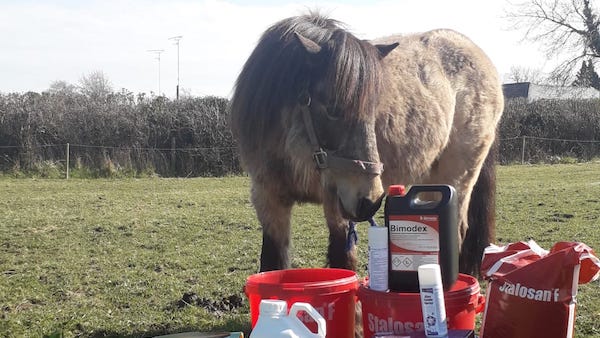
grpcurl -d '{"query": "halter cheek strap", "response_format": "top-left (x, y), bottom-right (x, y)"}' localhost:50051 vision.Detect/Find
top-left (298, 92), bottom-right (384, 175)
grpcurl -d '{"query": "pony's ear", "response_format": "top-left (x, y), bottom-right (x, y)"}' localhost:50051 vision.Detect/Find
top-left (295, 32), bottom-right (322, 54)
top-left (375, 42), bottom-right (399, 59)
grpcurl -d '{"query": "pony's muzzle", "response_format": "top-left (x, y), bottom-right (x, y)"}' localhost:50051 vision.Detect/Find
top-left (341, 193), bottom-right (385, 222)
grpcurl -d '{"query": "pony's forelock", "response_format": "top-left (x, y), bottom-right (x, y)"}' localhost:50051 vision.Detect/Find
top-left (230, 11), bottom-right (382, 148)
top-left (325, 30), bottom-right (382, 120)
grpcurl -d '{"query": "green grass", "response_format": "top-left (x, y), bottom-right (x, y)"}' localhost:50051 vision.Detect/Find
top-left (1, 163), bottom-right (599, 337)
top-left (494, 163), bottom-right (600, 337)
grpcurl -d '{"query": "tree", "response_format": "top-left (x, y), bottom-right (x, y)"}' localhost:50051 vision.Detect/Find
top-left (47, 80), bottom-right (77, 94)
top-left (78, 71), bottom-right (113, 99)
top-left (505, 66), bottom-right (546, 83)
top-left (572, 59), bottom-right (600, 89)
top-left (507, 0), bottom-right (600, 82)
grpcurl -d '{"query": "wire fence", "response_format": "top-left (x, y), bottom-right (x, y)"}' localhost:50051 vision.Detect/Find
top-left (1, 137), bottom-right (599, 178)
top-left (499, 136), bottom-right (600, 164)
top-left (0, 143), bottom-right (242, 178)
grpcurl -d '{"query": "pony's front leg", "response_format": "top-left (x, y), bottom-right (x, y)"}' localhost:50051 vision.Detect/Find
top-left (323, 193), bottom-right (357, 271)
top-left (323, 194), bottom-right (362, 338)
top-left (252, 184), bottom-right (293, 272)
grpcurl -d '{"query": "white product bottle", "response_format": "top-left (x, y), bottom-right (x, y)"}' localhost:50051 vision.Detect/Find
top-left (249, 299), bottom-right (326, 338)
top-left (418, 264), bottom-right (448, 338)
top-left (368, 225), bottom-right (389, 291)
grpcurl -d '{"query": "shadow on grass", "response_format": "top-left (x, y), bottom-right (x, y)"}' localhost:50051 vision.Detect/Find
top-left (45, 319), bottom-right (252, 338)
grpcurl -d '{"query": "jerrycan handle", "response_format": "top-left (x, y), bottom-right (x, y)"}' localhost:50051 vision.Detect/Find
top-left (289, 302), bottom-right (326, 338)
top-left (405, 184), bottom-right (455, 205)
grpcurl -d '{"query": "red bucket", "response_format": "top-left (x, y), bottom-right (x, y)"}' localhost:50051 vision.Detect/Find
top-left (244, 268), bottom-right (359, 338)
top-left (358, 273), bottom-right (485, 338)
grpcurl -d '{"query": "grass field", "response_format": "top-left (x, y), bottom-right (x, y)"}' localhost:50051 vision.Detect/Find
top-left (1, 163), bottom-right (599, 337)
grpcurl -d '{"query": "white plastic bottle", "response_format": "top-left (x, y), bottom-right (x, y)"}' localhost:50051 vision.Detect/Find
top-left (249, 299), bottom-right (326, 338)
top-left (368, 225), bottom-right (389, 291)
top-left (418, 264), bottom-right (448, 338)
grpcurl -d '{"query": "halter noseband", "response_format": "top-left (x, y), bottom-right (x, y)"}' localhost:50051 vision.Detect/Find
top-left (298, 92), bottom-right (384, 175)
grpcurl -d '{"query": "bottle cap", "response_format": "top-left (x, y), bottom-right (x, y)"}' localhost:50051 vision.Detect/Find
top-left (368, 226), bottom-right (388, 249)
top-left (388, 185), bottom-right (406, 196)
top-left (259, 299), bottom-right (287, 315)
top-left (418, 264), bottom-right (443, 286)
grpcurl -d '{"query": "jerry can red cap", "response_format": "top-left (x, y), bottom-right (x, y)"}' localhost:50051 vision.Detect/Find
top-left (388, 184), bottom-right (406, 196)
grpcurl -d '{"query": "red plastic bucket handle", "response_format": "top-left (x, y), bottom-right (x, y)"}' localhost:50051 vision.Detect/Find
top-left (475, 294), bottom-right (486, 314)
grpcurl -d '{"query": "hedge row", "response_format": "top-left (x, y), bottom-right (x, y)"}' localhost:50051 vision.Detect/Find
top-left (1, 91), bottom-right (599, 177)
top-left (0, 91), bottom-right (238, 177)
top-left (498, 98), bottom-right (600, 163)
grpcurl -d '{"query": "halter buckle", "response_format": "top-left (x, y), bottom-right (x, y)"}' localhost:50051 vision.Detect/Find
top-left (313, 149), bottom-right (328, 169)
top-left (298, 91), bottom-right (311, 107)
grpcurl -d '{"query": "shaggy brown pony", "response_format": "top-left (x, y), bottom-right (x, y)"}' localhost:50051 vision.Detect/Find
top-left (230, 12), bottom-right (503, 277)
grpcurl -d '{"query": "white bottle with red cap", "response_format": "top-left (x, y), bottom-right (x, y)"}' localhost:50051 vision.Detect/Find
top-left (249, 299), bottom-right (326, 338)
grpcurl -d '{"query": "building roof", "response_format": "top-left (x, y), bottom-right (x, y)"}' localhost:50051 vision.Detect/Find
top-left (503, 82), bottom-right (600, 102)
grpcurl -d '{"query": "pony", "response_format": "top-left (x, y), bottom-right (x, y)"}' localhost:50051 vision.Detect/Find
top-left (230, 12), bottom-right (503, 277)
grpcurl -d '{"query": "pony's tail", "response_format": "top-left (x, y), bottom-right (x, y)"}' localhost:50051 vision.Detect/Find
top-left (460, 137), bottom-right (498, 277)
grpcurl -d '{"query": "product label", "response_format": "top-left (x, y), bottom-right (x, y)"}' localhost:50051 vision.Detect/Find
top-left (389, 215), bottom-right (439, 271)
top-left (367, 313), bottom-right (424, 335)
top-left (297, 301), bottom-right (335, 322)
top-left (420, 286), bottom-right (448, 336)
top-left (369, 247), bottom-right (389, 291)
top-left (498, 282), bottom-right (560, 302)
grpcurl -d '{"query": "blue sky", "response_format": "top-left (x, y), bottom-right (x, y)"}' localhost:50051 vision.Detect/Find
top-left (0, 0), bottom-right (551, 97)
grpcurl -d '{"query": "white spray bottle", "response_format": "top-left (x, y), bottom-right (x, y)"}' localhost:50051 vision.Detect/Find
top-left (418, 264), bottom-right (449, 338)
top-left (368, 221), bottom-right (389, 291)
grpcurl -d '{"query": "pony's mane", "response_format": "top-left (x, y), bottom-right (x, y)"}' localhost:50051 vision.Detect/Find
top-left (230, 11), bottom-right (382, 148)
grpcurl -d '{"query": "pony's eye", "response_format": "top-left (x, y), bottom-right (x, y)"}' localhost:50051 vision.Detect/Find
top-left (325, 105), bottom-right (343, 120)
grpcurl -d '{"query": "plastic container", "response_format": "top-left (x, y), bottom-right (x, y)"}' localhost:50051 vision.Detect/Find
top-left (368, 225), bottom-right (389, 291)
top-left (358, 273), bottom-right (485, 338)
top-left (244, 268), bottom-right (358, 338)
top-left (418, 264), bottom-right (448, 338)
top-left (385, 184), bottom-right (458, 292)
top-left (249, 299), bottom-right (326, 338)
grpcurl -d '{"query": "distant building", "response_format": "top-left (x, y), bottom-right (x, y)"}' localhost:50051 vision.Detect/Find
top-left (503, 82), bottom-right (600, 102)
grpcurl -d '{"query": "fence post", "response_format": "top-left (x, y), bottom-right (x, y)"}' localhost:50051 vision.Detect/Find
top-left (521, 136), bottom-right (526, 164)
top-left (171, 137), bottom-right (176, 174)
top-left (66, 143), bottom-right (70, 179)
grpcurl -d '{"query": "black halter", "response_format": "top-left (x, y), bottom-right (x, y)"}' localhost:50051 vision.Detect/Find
top-left (298, 91), bottom-right (384, 175)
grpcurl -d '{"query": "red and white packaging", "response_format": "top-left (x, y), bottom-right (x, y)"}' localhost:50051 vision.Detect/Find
top-left (480, 240), bottom-right (600, 338)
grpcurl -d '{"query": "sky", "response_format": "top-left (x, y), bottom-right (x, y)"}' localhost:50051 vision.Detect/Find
top-left (0, 0), bottom-right (554, 98)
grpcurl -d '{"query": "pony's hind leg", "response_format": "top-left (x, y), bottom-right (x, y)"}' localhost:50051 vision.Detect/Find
top-left (251, 183), bottom-right (293, 272)
top-left (427, 128), bottom-right (497, 276)
top-left (462, 140), bottom-right (497, 276)
top-left (430, 140), bottom-right (492, 242)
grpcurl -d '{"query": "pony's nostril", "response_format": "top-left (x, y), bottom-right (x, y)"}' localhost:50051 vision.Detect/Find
top-left (355, 195), bottom-right (384, 222)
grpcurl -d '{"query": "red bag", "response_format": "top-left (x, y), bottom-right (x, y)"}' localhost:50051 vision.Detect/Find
top-left (480, 240), bottom-right (600, 338)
